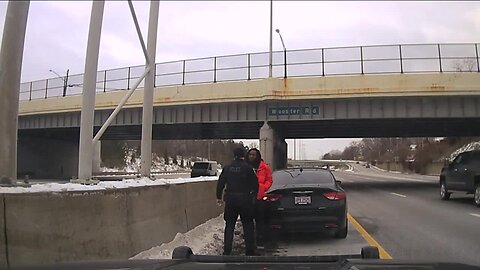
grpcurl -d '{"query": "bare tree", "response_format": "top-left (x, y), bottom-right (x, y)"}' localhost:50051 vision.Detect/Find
top-left (453, 58), bottom-right (477, 72)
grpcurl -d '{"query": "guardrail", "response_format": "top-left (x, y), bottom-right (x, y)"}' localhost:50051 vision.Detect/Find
top-left (20, 43), bottom-right (480, 101)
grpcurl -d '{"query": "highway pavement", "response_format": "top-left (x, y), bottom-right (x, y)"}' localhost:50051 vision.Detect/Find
top-left (263, 163), bottom-right (480, 266)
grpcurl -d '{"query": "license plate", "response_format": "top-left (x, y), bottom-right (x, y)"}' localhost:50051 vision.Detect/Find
top-left (294, 196), bottom-right (311, 205)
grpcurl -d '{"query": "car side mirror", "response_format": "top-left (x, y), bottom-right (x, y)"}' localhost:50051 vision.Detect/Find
top-left (445, 160), bottom-right (453, 168)
top-left (335, 180), bottom-right (342, 185)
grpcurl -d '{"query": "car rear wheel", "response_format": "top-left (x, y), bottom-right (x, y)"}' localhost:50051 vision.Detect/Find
top-left (474, 184), bottom-right (480, 207)
top-left (440, 181), bottom-right (451, 200)
top-left (334, 220), bottom-right (348, 239)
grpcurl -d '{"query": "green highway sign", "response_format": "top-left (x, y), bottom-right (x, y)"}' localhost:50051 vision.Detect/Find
top-left (269, 106), bottom-right (319, 116)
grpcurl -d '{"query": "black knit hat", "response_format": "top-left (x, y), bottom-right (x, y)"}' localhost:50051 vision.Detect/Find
top-left (233, 147), bottom-right (246, 158)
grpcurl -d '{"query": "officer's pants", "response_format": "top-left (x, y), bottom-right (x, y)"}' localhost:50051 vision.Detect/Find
top-left (223, 194), bottom-right (255, 256)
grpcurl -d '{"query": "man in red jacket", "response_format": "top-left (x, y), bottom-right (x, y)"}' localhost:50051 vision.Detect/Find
top-left (247, 148), bottom-right (273, 248)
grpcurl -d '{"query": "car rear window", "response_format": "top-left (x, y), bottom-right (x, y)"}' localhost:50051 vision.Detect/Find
top-left (272, 170), bottom-right (335, 186)
top-left (193, 162), bottom-right (210, 169)
top-left (464, 152), bottom-right (480, 165)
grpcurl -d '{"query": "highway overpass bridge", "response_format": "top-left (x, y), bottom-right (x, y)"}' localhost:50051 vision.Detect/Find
top-left (15, 43), bottom-right (480, 178)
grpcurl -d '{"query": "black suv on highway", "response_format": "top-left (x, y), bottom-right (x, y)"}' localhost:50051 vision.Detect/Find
top-left (440, 150), bottom-right (480, 206)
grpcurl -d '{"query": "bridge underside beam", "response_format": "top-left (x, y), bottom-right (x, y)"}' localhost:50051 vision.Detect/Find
top-left (18, 117), bottom-right (480, 141)
top-left (19, 95), bottom-right (480, 129)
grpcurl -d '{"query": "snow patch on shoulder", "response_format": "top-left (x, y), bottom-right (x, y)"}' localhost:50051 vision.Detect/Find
top-left (131, 215), bottom-right (225, 259)
top-left (0, 176), bottom-right (218, 194)
top-left (132, 214), bottom-right (249, 259)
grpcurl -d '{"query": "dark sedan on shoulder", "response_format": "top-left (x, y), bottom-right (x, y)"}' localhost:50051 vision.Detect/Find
top-left (263, 167), bottom-right (348, 238)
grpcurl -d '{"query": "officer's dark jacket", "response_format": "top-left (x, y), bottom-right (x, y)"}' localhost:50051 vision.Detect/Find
top-left (216, 159), bottom-right (258, 200)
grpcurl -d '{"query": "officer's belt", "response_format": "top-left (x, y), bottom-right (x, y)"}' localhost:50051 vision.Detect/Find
top-left (226, 192), bottom-right (252, 196)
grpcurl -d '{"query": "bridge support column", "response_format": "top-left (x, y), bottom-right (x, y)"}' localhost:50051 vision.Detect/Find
top-left (260, 122), bottom-right (275, 169)
top-left (0, 1), bottom-right (30, 182)
top-left (276, 139), bottom-right (287, 170)
top-left (78, 0), bottom-right (104, 180)
top-left (259, 122), bottom-right (287, 171)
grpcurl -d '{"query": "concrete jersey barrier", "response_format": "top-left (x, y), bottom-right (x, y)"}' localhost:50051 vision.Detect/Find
top-left (0, 180), bottom-right (222, 268)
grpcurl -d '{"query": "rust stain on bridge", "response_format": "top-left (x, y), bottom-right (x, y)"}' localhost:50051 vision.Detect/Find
top-left (430, 84), bottom-right (446, 91)
top-left (272, 87), bottom-right (381, 97)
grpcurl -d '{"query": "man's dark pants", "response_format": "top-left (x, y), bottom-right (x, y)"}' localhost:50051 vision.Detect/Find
top-left (223, 194), bottom-right (255, 256)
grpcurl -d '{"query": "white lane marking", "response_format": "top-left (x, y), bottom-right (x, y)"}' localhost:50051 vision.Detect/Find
top-left (353, 172), bottom-right (432, 183)
top-left (390, 192), bottom-right (407, 198)
top-left (400, 178), bottom-right (431, 183)
top-left (469, 213), bottom-right (480, 218)
top-left (371, 178), bottom-right (386, 182)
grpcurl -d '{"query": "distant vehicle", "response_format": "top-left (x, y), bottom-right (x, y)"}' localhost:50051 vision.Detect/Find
top-left (191, 161), bottom-right (218, 178)
top-left (263, 168), bottom-right (347, 239)
top-left (440, 150), bottom-right (480, 206)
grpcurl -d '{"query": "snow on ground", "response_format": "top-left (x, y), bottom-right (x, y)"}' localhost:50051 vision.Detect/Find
top-left (100, 167), bottom-right (122, 173)
top-left (448, 141), bottom-right (480, 161)
top-left (0, 176), bottom-right (218, 194)
top-left (124, 157), bottom-right (187, 173)
top-left (110, 149), bottom-right (192, 173)
top-left (132, 214), bottom-right (248, 259)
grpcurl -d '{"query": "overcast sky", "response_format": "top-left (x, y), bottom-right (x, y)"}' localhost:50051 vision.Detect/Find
top-left (1, 1), bottom-right (479, 159)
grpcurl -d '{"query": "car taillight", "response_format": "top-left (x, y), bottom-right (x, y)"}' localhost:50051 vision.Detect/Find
top-left (263, 194), bottom-right (282, 202)
top-left (323, 192), bottom-right (346, 201)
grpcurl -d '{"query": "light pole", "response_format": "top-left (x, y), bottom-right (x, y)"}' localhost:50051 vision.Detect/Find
top-left (294, 139), bottom-right (296, 160)
top-left (49, 69), bottom-right (70, 97)
top-left (275, 29), bottom-right (287, 78)
top-left (208, 140), bottom-right (211, 160)
top-left (268, 0), bottom-right (273, 78)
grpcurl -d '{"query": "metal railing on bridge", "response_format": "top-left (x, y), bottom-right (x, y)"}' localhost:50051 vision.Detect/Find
top-left (20, 43), bottom-right (480, 101)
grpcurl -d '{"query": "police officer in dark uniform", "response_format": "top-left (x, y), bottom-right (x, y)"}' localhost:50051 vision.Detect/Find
top-left (216, 147), bottom-right (258, 256)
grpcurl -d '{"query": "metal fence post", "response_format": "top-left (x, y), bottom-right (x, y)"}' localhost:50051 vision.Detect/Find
top-left (182, 60), bottom-right (186, 85)
top-left (321, 48), bottom-right (325, 76)
top-left (399, 45), bottom-right (404, 74)
top-left (127, 67), bottom-right (131, 89)
top-left (29, 81), bottom-right (32, 101)
top-left (44, 79), bottom-right (48, 99)
top-left (214, 57), bottom-right (217, 83)
top-left (360, 46), bottom-right (364, 75)
top-left (438, 44), bottom-right (443, 73)
top-left (475, 44), bottom-right (479, 72)
top-left (247, 53), bottom-right (251, 80)
top-left (103, 70), bottom-right (107, 92)
top-left (284, 49), bottom-right (287, 79)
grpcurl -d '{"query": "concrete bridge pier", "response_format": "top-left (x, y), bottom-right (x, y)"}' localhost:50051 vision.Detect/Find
top-left (259, 122), bottom-right (287, 171)
top-left (276, 139), bottom-right (288, 170)
top-left (17, 137), bottom-right (101, 180)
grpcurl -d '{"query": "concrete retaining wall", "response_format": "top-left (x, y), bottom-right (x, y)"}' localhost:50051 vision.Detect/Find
top-left (424, 162), bottom-right (444, 176)
top-left (376, 161), bottom-right (443, 176)
top-left (1, 180), bottom-right (222, 268)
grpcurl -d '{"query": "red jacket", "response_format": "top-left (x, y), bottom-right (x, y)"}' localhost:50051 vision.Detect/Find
top-left (256, 160), bottom-right (273, 200)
